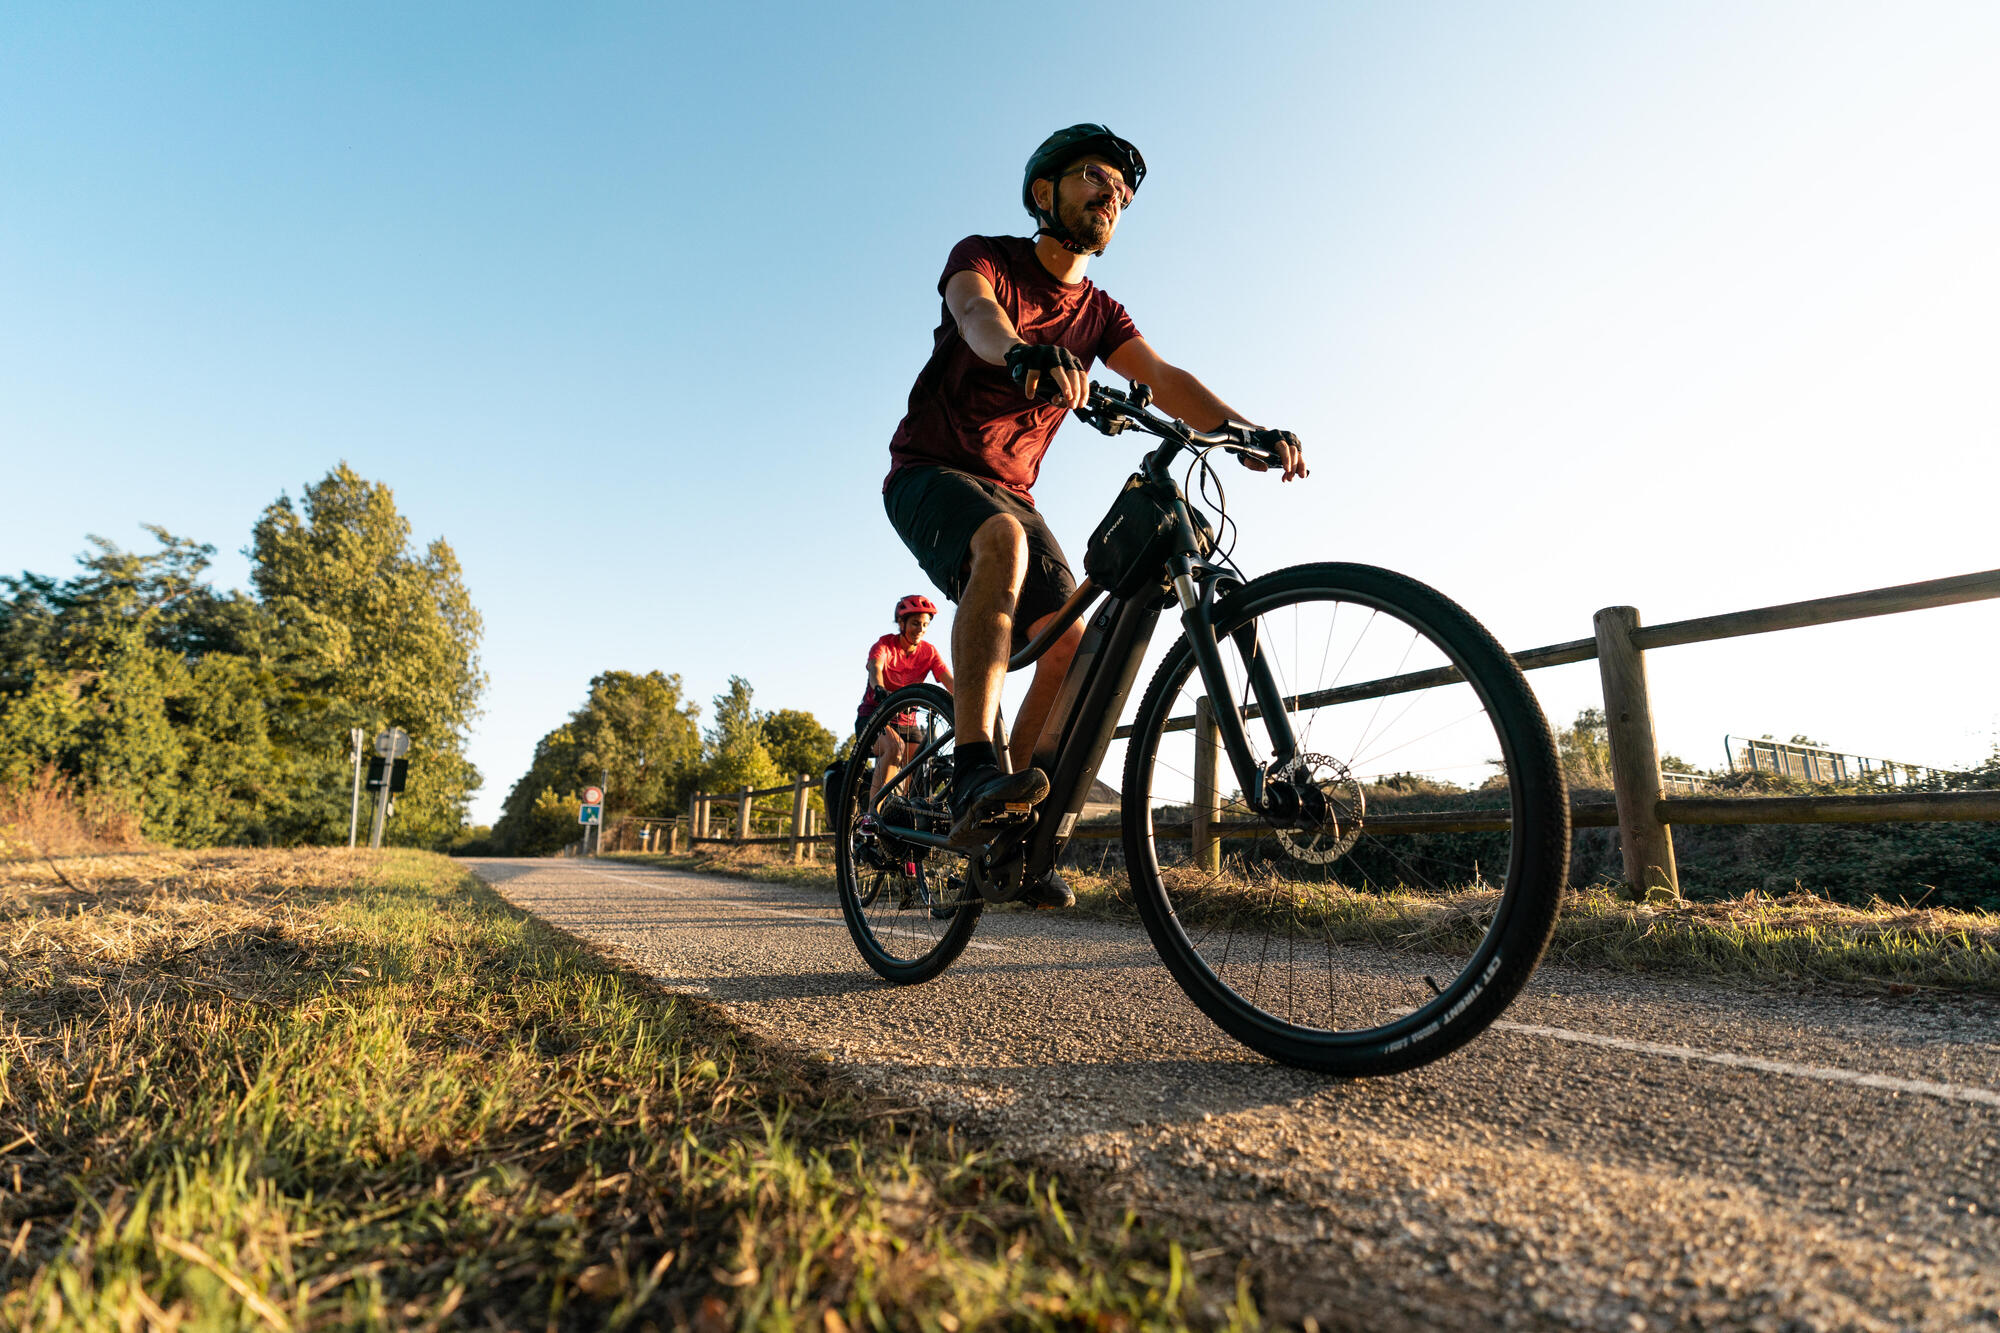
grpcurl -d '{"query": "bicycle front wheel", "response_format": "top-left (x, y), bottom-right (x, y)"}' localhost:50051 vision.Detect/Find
top-left (834, 684), bottom-right (982, 984)
top-left (1123, 563), bottom-right (1569, 1075)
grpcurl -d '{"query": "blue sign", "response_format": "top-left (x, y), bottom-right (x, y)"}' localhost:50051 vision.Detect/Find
top-left (577, 803), bottom-right (602, 825)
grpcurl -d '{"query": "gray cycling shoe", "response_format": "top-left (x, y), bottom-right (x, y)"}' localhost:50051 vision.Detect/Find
top-left (946, 765), bottom-right (1050, 847)
top-left (1023, 868), bottom-right (1074, 910)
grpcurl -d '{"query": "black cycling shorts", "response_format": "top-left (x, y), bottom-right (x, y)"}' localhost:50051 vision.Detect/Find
top-left (854, 710), bottom-right (926, 746)
top-left (883, 465), bottom-right (1076, 651)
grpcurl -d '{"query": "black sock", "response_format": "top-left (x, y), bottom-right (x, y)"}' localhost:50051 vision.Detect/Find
top-left (953, 741), bottom-right (996, 784)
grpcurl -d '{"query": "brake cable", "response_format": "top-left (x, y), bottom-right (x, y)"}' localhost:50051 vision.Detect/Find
top-left (1184, 444), bottom-right (1246, 576)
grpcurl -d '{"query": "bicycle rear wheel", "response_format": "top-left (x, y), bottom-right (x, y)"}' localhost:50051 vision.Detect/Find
top-left (1123, 563), bottom-right (1568, 1075)
top-left (834, 684), bottom-right (982, 983)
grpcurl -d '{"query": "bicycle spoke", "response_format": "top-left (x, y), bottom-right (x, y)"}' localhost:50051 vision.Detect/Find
top-left (835, 684), bottom-right (980, 981)
top-left (1128, 572), bottom-right (1562, 1062)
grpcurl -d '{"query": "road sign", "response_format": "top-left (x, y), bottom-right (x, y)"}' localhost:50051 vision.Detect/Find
top-left (366, 758), bottom-right (409, 793)
top-left (582, 785), bottom-right (604, 805)
top-left (374, 727), bottom-right (411, 759)
top-left (577, 803), bottom-right (602, 825)
top-left (368, 756), bottom-right (410, 788)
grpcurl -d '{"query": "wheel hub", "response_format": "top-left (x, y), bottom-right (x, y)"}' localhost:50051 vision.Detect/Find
top-left (1267, 752), bottom-right (1364, 865)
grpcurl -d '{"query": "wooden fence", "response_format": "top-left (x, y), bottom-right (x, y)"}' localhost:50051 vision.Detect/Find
top-left (1106, 566), bottom-right (2000, 896)
top-left (688, 773), bottom-right (830, 864)
top-left (666, 568), bottom-right (1997, 895)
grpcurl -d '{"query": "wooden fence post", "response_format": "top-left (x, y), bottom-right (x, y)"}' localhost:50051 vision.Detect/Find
top-left (804, 806), bottom-right (816, 861)
top-left (1192, 696), bottom-right (1223, 873)
top-left (1594, 605), bottom-right (1679, 900)
top-left (736, 788), bottom-right (752, 842)
top-left (789, 774), bottom-right (808, 863)
top-left (690, 793), bottom-right (703, 841)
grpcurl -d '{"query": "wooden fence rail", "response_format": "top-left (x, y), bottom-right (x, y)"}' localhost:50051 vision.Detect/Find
top-left (1112, 566), bottom-right (2000, 897)
top-left (669, 569), bottom-right (1996, 896)
top-left (689, 772), bottom-right (832, 863)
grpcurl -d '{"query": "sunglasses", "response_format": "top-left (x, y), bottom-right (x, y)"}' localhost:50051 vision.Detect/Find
top-left (1062, 162), bottom-right (1133, 207)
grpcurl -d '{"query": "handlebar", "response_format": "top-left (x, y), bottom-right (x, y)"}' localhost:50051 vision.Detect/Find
top-left (1073, 381), bottom-right (1283, 469)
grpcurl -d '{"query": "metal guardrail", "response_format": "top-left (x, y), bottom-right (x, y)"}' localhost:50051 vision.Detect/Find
top-left (1723, 735), bottom-right (1953, 788)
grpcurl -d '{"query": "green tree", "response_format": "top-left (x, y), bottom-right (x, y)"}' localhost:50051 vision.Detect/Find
top-left (0, 531), bottom-right (285, 845)
top-left (1556, 707), bottom-right (1613, 789)
top-left (491, 673), bottom-right (837, 856)
top-left (702, 676), bottom-right (779, 795)
top-left (508, 786), bottom-right (585, 857)
top-left (250, 464), bottom-right (486, 845)
top-left (566, 671), bottom-right (703, 813)
top-left (761, 707), bottom-right (836, 780)
top-left (490, 671), bottom-right (702, 854)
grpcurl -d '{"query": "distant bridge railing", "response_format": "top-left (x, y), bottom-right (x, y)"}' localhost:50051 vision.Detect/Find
top-left (1723, 735), bottom-right (1955, 788)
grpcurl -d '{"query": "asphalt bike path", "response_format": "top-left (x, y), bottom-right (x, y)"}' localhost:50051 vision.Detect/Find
top-left (468, 857), bottom-right (2000, 1332)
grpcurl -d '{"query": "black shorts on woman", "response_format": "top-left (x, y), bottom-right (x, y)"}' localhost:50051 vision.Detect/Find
top-left (883, 465), bottom-right (1077, 651)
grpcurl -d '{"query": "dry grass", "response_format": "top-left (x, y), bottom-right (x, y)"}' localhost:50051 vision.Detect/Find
top-left (0, 769), bottom-right (144, 862)
top-left (1, 848), bottom-right (1257, 1331)
top-left (1541, 884), bottom-right (2000, 989)
top-left (601, 845), bottom-right (2000, 993)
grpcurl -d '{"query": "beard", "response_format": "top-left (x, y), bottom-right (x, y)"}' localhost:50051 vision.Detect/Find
top-left (1060, 195), bottom-right (1117, 252)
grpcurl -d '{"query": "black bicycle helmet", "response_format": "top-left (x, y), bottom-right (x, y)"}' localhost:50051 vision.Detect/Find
top-left (1022, 123), bottom-right (1146, 255)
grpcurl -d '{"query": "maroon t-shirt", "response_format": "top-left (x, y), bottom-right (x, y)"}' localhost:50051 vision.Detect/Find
top-left (885, 235), bottom-right (1141, 502)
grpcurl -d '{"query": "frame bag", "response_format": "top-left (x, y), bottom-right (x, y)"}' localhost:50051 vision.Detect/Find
top-left (1084, 474), bottom-right (1214, 598)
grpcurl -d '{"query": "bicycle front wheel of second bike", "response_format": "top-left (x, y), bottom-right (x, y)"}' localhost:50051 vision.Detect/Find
top-left (833, 683), bottom-right (983, 985)
top-left (1123, 563), bottom-right (1569, 1076)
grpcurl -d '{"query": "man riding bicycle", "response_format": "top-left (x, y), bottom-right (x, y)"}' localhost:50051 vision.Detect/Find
top-left (882, 123), bottom-right (1306, 908)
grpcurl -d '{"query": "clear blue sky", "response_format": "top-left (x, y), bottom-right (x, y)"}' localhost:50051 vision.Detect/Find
top-left (5, 2), bottom-right (1997, 824)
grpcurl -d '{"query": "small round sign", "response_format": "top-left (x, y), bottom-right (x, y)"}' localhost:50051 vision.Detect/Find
top-left (373, 728), bottom-right (411, 759)
top-left (581, 786), bottom-right (604, 805)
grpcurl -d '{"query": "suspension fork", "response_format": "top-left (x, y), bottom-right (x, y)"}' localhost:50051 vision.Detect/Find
top-left (1169, 552), bottom-right (1300, 809)
top-left (1231, 618), bottom-right (1300, 769)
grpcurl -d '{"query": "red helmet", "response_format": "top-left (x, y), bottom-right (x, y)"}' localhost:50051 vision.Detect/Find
top-left (895, 594), bottom-right (937, 622)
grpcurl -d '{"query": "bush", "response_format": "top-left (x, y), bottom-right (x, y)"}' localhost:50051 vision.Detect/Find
top-left (0, 768), bottom-right (144, 859)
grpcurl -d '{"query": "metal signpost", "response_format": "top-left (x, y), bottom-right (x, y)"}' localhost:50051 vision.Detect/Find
top-left (347, 727), bottom-right (366, 847)
top-left (579, 785), bottom-right (604, 854)
top-left (368, 727), bottom-right (411, 849)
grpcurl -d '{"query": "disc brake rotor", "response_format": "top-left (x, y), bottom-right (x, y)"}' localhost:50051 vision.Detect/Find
top-left (1271, 752), bottom-right (1365, 865)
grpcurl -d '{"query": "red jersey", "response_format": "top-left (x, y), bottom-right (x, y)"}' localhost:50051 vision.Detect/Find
top-left (885, 235), bottom-right (1141, 503)
top-left (857, 633), bottom-right (948, 723)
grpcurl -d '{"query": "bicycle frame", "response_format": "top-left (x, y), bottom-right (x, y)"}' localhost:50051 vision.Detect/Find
top-left (869, 385), bottom-right (1304, 897)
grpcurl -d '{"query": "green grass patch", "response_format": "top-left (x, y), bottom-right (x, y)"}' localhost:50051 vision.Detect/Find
top-left (605, 847), bottom-right (2000, 994)
top-left (1, 848), bottom-right (1258, 1330)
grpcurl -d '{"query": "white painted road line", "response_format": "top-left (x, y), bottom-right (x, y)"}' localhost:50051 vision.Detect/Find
top-left (1495, 1020), bottom-right (2000, 1109)
top-left (568, 865), bottom-right (1008, 952)
top-left (562, 866), bottom-right (1997, 1107)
